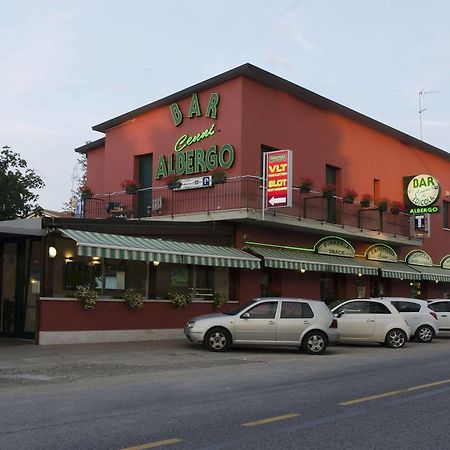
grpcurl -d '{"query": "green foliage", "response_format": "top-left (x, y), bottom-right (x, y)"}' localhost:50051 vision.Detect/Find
top-left (74, 285), bottom-right (98, 311)
top-left (123, 288), bottom-right (144, 310)
top-left (0, 146), bottom-right (45, 220)
top-left (168, 292), bottom-right (192, 309)
top-left (212, 292), bottom-right (228, 309)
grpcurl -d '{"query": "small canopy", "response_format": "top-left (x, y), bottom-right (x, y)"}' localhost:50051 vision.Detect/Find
top-left (247, 246), bottom-right (378, 275)
top-left (59, 229), bottom-right (260, 269)
top-left (408, 265), bottom-right (450, 282)
top-left (368, 261), bottom-right (422, 280)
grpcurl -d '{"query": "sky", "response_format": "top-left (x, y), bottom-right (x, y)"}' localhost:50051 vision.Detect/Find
top-left (1, 0), bottom-right (449, 210)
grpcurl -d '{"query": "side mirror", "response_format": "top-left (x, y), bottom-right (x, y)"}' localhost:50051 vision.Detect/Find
top-left (335, 310), bottom-right (345, 318)
top-left (241, 312), bottom-right (250, 319)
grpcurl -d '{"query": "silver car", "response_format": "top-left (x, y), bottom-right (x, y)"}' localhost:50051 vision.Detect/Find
top-left (184, 297), bottom-right (339, 355)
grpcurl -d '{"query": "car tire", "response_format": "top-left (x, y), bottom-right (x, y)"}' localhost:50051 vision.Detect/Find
top-left (204, 327), bottom-right (231, 352)
top-left (385, 329), bottom-right (407, 348)
top-left (415, 325), bottom-right (434, 343)
top-left (302, 331), bottom-right (328, 355)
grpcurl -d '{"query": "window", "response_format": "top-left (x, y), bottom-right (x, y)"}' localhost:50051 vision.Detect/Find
top-left (429, 302), bottom-right (450, 312)
top-left (391, 301), bottom-right (420, 313)
top-left (245, 302), bottom-right (278, 319)
top-left (444, 201), bottom-right (450, 229)
top-left (370, 302), bottom-right (391, 314)
top-left (340, 301), bottom-right (371, 314)
top-left (281, 301), bottom-right (314, 319)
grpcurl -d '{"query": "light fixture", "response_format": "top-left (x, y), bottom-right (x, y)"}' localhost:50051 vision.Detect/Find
top-left (300, 268), bottom-right (306, 273)
top-left (358, 273), bottom-right (362, 277)
top-left (435, 280), bottom-right (439, 284)
top-left (153, 261), bottom-right (160, 267)
top-left (64, 256), bottom-right (74, 264)
top-left (48, 246), bottom-right (57, 258)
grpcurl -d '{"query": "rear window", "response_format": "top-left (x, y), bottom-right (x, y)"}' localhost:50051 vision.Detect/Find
top-left (370, 302), bottom-right (391, 314)
top-left (281, 301), bottom-right (314, 319)
top-left (391, 301), bottom-right (420, 313)
top-left (429, 302), bottom-right (450, 313)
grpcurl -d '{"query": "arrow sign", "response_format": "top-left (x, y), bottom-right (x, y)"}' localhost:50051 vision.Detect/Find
top-left (268, 196), bottom-right (287, 206)
top-left (265, 149), bottom-right (292, 209)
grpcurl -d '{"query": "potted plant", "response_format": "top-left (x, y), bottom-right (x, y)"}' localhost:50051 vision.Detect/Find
top-left (343, 188), bottom-right (358, 204)
top-left (168, 292), bottom-right (192, 309)
top-left (164, 174), bottom-right (182, 190)
top-left (123, 288), bottom-right (144, 310)
top-left (211, 167), bottom-right (228, 184)
top-left (360, 193), bottom-right (373, 208)
top-left (121, 179), bottom-right (140, 194)
top-left (390, 200), bottom-right (403, 215)
top-left (80, 185), bottom-right (93, 199)
top-left (75, 285), bottom-right (98, 311)
top-left (212, 292), bottom-right (228, 309)
top-left (299, 177), bottom-right (313, 193)
top-left (377, 198), bottom-right (389, 212)
top-left (321, 184), bottom-right (336, 199)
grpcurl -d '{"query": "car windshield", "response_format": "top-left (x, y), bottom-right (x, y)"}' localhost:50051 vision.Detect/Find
top-left (223, 299), bottom-right (258, 315)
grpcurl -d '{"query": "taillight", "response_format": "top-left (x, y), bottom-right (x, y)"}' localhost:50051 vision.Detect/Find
top-left (430, 311), bottom-right (438, 320)
top-left (330, 319), bottom-right (338, 328)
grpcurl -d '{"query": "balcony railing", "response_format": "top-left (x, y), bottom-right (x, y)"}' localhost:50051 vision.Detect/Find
top-left (82, 176), bottom-right (413, 239)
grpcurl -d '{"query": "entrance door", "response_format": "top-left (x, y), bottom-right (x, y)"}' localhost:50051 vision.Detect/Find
top-left (1, 242), bottom-right (17, 335)
top-left (138, 154), bottom-right (153, 217)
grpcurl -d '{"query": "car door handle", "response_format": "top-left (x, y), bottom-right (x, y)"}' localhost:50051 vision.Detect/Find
top-left (442, 315), bottom-right (448, 317)
top-left (303, 321), bottom-right (310, 324)
top-left (269, 321), bottom-right (276, 325)
top-left (366, 319), bottom-right (375, 322)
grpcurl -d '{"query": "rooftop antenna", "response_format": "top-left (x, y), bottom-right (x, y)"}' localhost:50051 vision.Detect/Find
top-left (418, 89), bottom-right (439, 140)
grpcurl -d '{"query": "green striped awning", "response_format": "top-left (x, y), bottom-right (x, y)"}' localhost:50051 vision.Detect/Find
top-left (59, 229), bottom-right (260, 269)
top-left (247, 246), bottom-right (378, 275)
top-left (408, 265), bottom-right (450, 282)
top-left (368, 261), bottom-right (422, 280)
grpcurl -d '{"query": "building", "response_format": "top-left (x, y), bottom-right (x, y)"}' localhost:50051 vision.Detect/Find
top-left (1, 63), bottom-right (449, 344)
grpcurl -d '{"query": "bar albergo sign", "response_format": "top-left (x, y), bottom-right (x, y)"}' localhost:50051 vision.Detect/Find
top-left (266, 149), bottom-right (292, 208)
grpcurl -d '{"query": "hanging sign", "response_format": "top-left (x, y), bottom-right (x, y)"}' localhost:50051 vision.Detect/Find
top-left (173, 175), bottom-right (212, 191)
top-left (365, 244), bottom-right (398, 262)
top-left (265, 150), bottom-right (292, 208)
top-left (406, 250), bottom-right (433, 267)
top-left (403, 174), bottom-right (441, 214)
top-left (315, 237), bottom-right (355, 257)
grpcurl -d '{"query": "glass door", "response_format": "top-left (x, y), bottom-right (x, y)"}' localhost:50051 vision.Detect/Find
top-left (1, 242), bottom-right (17, 335)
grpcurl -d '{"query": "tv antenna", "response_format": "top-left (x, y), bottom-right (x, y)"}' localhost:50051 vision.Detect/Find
top-left (418, 89), bottom-right (439, 140)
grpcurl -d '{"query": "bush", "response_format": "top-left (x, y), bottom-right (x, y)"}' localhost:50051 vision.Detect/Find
top-left (75, 285), bottom-right (98, 311)
top-left (168, 292), bottom-right (192, 309)
top-left (123, 288), bottom-right (144, 310)
top-left (212, 292), bottom-right (228, 309)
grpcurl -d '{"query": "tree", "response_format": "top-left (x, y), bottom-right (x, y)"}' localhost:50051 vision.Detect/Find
top-left (0, 145), bottom-right (45, 221)
top-left (62, 153), bottom-right (87, 214)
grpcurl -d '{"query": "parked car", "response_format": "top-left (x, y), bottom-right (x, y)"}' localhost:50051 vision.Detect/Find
top-left (428, 300), bottom-right (450, 333)
top-left (374, 297), bottom-right (439, 343)
top-left (184, 298), bottom-right (339, 354)
top-left (330, 299), bottom-right (410, 348)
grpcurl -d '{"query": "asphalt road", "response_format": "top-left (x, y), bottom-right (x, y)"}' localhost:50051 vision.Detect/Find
top-left (1, 337), bottom-right (450, 449)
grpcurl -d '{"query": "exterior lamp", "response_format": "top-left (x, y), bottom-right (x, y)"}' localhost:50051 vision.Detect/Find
top-left (153, 261), bottom-right (160, 267)
top-left (435, 280), bottom-right (439, 284)
top-left (300, 268), bottom-right (306, 273)
top-left (358, 273), bottom-right (362, 277)
top-left (48, 246), bottom-right (57, 259)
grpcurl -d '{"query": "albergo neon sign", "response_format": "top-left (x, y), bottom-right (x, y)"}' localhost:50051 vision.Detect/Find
top-left (155, 92), bottom-right (235, 179)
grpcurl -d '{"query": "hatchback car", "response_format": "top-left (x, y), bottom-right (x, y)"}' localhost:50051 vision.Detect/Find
top-left (378, 297), bottom-right (439, 342)
top-left (428, 300), bottom-right (450, 333)
top-left (184, 298), bottom-right (339, 354)
top-left (330, 299), bottom-right (410, 348)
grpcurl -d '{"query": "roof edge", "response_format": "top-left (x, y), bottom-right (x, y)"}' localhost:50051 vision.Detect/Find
top-left (75, 137), bottom-right (106, 154)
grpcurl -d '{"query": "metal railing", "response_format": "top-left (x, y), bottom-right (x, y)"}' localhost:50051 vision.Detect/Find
top-left (82, 176), bottom-right (413, 239)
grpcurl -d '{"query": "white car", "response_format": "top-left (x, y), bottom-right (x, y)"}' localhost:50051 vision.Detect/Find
top-left (375, 298), bottom-right (439, 343)
top-left (184, 298), bottom-right (339, 354)
top-left (330, 299), bottom-right (410, 348)
top-left (428, 300), bottom-right (450, 333)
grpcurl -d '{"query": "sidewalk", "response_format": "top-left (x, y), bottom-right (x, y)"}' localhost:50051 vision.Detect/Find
top-left (0, 338), bottom-right (285, 388)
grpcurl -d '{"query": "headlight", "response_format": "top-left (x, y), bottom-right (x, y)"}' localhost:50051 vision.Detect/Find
top-left (186, 321), bottom-right (195, 328)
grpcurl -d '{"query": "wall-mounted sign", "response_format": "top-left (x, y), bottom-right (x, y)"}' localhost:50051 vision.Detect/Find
top-left (403, 174), bottom-right (440, 214)
top-left (441, 256), bottom-right (450, 270)
top-left (365, 244), bottom-right (398, 262)
top-left (155, 92), bottom-right (236, 181)
top-left (414, 214), bottom-right (431, 238)
top-left (172, 175), bottom-right (212, 191)
top-left (315, 237), bottom-right (355, 257)
top-left (265, 150), bottom-right (292, 208)
top-left (406, 250), bottom-right (433, 267)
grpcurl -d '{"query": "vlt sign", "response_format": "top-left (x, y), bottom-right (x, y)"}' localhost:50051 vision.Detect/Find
top-left (404, 174), bottom-right (441, 214)
top-left (155, 92), bottom-right (235, 180)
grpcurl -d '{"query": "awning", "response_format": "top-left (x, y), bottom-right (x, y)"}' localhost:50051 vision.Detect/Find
top-left (367, 261), bottom-right (422, 280)
top-left (59, 229), bottom-right (260, 269)
top-left (408, 265), bottom-right (450, 282)
top-left (247, 246), bottom-right (378, 275)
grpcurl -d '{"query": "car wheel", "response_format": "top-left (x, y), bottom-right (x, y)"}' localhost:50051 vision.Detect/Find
top-left (415, 325), bottom-right (434, 343)
top-left (302, 331), bottom-right (328, 355)
top-left (385, 329), bottom-right (407, 348)
top-left (204, 327), bottom-right (231, 352)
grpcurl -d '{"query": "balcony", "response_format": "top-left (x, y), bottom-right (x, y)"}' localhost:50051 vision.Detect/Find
top-left (81, 176), bottom-right (419, 246)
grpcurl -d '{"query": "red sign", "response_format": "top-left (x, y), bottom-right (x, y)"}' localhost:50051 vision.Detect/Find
top-left (265, 150), bottom-right (292, 209)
